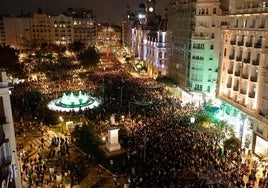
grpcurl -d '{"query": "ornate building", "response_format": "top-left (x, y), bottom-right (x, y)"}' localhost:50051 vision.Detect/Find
top-left (123, 0), bottom-right (168, 77)
top-left (218, 0), bottom-right (268, 156)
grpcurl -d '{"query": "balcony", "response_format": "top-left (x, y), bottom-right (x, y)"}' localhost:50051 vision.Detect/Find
top-left (227, 69), bottom-right (233, 74)
top-left (236, 57), bottom-right (242, 61)
top-left (230, 40), bottom-right (236, 45)
top-left (250, 76), bottom-right (257, 82)
top-left (234, 71), bottom-right (241, 76)
top-left (240, 89), bottom-right (247, 94)
top-left (245, 42), bottom-right (252, 47)
top-left (254, 42), bottom-right (262, 48)
top-left (259, 25), bottom-right (265, 29)
top-left (243, 58), bottom-right (250, 64)
top-left (229, 55), bottom-right (235, 60)
top-left (252, 59), bottom-right (259, 66)
top-left (242, 74), bottom-right (248, 79)
top-left (238, 41), bottom-right (244, 46)
top-left (233, 86), bottom-right (239, 91)
top-left (248, 92), bottom-right (255, 98)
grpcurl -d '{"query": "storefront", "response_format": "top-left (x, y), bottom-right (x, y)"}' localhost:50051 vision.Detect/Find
top-left (255, 135), bottom-right (268, 157)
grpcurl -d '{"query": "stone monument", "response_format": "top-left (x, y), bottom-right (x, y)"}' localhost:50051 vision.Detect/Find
top-left (106, 126), bottom-right (121, 152)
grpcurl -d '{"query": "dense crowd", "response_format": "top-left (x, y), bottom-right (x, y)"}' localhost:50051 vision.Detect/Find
top-left (10, 53), bottom-right (268, 188)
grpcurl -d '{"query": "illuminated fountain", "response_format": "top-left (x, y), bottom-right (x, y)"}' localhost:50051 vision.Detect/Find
top-left (48, 91), bottom-right (100, 112)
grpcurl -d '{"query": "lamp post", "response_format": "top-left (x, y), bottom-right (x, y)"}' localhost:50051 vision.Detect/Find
top-left (128, 101), bottom-right (132, 119)
top-left (59, 116), bottom-right (64, 133)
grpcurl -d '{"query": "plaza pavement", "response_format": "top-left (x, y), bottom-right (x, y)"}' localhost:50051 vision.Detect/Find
top-left (16, 127), bottom-right (127, 188)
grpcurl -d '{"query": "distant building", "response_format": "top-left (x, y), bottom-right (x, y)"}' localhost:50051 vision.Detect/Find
top-left (29, 9), bottom-right (53, 46)
top-left (0, 17), bottom-right (6, 46)
top-left (123, 0), bottom-right (168, 77)
top-left (167, 1), bottom-right (195, 93)
top-left (66, 8), bottom-right (97, 48)
top-left (1, 8), bottom-right (97, 48)
top-left (3, 16), bottom-right (31, 49)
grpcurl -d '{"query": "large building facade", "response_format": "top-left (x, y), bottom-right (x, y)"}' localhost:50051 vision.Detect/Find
top-left (218, 0), bottom-right (268, 156)
top-left (0, 72), bottom-right (22, 188)
top-left (2, 8), bottom-right (97, 49)
top-left (122, 0), bottom-right (168, 77)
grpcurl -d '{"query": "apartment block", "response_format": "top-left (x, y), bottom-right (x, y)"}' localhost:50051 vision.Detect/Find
top-left (0, 72), bottom-right (22, 187)
top-left (218, 0), bottom-right (268, 156)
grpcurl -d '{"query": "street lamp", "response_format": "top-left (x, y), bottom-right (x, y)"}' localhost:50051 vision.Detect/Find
top-left (128, 101), bottom-right (132, 119)
top-left (59, 116), bottom-right (64, 133)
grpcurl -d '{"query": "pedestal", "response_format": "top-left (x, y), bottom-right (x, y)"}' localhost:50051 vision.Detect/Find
top-left (106, 127), bottom-right (121, 152)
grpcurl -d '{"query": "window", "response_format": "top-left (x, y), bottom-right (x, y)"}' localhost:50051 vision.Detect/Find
top-left (194, 84), bottom-right (203, 91)
top-left (211, 33), bottom-right (215, 39)
top-left (159, 52), bottom-right (162, 59)
top-left (213, 8), bottom-right (216, 14)
top-left (210, 45), bottom-right (214, 50)
top-left (235, 20), bottom-right (239, 27)
top-left (193, 43), bottom-right (205, 50)
top-left (251, 19), bottom-right (255, 28)
top-left (260, 19), bottom-right (265, 28)
top-left (212, 20), bottom-right (215, 27)
top-left (244, 19), bottom-right (247, 28)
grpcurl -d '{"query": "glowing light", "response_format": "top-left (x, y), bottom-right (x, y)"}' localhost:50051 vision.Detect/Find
top-left (47, 91), bottom-right (101, 112)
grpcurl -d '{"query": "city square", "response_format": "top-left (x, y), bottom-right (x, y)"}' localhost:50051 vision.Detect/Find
top-left (0, 0), bottom-right (268, 188)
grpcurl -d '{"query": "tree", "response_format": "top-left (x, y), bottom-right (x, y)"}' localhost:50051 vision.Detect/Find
top-left (223, 136), bottom-right (242, 153)
top-left (69, 41), bottom-right (86, 54)
top-left (78, 47), bottom-right (100, 68)
top-left (0, 46), bottom-right (24, 77)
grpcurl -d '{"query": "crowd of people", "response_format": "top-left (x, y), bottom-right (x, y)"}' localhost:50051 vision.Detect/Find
top-left (10, 52), bottom-right (268, 188)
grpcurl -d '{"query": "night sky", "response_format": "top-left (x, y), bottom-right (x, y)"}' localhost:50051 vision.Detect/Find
top-left (0, 0), bottom-right (171, 23)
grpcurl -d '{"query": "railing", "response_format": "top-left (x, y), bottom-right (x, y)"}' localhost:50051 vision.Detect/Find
top-left (238, 41), bottom-right (244, 46)
top-left (230, 40), bottom-right (236, 45)
top-left (234, 71), bottom-right (241, 76)
top-left (245, 42), bottom-right (252, 47)
top-left (240, 89), bottom-right (247, 94)
top-left (252, 60), bottom-right (259, 66)
top-left (254, 42), bottom-right (262, 48)
top-left (242, 74), bottom-right (248, 79)
top-left (248, 92), bottom-right (255, 98)
top-left (233, 86), bottom-right (239, 91)
top-left (243, 58), bottom-right (250, 63)
top-left (236, 57), bottom-right (242, 61)
top-left (250, 76), bottom-right (257, 82)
